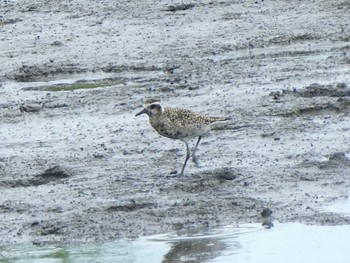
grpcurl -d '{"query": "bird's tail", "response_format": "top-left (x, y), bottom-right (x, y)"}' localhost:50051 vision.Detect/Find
top-left (210, 116), bottom-right (232, 122)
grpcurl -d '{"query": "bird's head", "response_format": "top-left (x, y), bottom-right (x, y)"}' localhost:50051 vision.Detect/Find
top-left (135, 99), bottom-right (164, 118)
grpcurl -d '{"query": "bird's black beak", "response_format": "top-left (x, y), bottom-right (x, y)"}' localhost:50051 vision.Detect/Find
top-left (135, 108), bottom-right (148, 117)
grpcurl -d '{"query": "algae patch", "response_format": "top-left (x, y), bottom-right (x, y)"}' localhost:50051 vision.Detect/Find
top-left (23, 79), bottom-right (125, 92)
top-left (45, 82), bottom-right (113, 91)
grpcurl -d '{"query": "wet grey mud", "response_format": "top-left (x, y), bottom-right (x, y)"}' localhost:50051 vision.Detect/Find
top-left (1, 0), bottom-right (350, 246)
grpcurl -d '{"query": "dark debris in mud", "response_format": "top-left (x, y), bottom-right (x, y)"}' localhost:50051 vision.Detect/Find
top-left (271, 82), bottom-right (350, 99)
top-left (291, 210), bottom-right (350, 226)
top-left (101, 64), bottom-right (163, 74)
top-left (19, 104), bottom-right (42, 113)
top-left (301, 152), bottom-right (350, 169)
top-left (200, 167), bottom-right (240, 181)
top-left (0, 166), bottom-right (71, 188)
top-left (270, 82), bottom-right (350, 117)
top-left (11, 64), bottom-right (87, 82)
top-left (280, 97), bottom-right (350, 117)
top-left (164, 4), bottom-right (195, 12)
top-left (298, 83), bottom-right (350, 98)
top-left (36, 166), bottom-right (71, 180)
top-left (106, 200), bottom-right (154, 212)
top-left (269, 33), bottom-right (318, 45)
top-left (29, 219), bottom-right (69, 245)
top-left (0, 17), bottom-right (22, 25)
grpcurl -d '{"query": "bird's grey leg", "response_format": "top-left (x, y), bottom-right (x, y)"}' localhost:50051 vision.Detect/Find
top-left (179, 141), bottom-right (191, 176)
top-left (192, 136), bottom-right (202, 167)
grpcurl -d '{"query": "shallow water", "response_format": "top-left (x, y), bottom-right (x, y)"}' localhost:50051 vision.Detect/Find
top-left (2, 223), bottom-right (350, 263)
top-left (322, 196), bottom-right (350, 216)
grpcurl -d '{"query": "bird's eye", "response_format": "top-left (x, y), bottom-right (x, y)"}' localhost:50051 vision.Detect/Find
top-left (150, 104), bottom-right (157, 109)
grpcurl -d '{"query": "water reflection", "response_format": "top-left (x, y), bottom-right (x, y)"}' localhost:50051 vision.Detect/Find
top-left (162, 238), bottom-right (227, 263)
top-left (150, 224), bottom-right (257, 263)
top-left (213, 224), bottom-right (350, 263)
top-left (2, 224), bottom-right (350, 262)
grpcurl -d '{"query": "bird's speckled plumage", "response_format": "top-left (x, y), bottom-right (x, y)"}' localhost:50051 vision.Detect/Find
top-left (149, 107), bottom-right (228, 140)
top-left (135, 100), bottom-right (230, 176)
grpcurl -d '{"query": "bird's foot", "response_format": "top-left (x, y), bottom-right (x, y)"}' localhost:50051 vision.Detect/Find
top-left (192, 156), bottom-right (201, 168)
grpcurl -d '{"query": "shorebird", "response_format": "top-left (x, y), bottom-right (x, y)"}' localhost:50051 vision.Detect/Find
top-left (135, 99), bottom-right (231, 176)
top-left (261, 208), bottom-right (274, 229)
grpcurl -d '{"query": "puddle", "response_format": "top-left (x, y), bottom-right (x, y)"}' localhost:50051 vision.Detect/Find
top-left (1, 68), bottom-right (163, 94)
top-left (1, 223), bottom-right (350, 262)
top-left (214, 223), bottom-right (350, 263)
top-left (1, 72), bottom-right (117, 91)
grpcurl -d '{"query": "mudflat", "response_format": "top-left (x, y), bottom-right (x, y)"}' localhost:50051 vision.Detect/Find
top-left (1, 0), bottom-right (350, 245)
